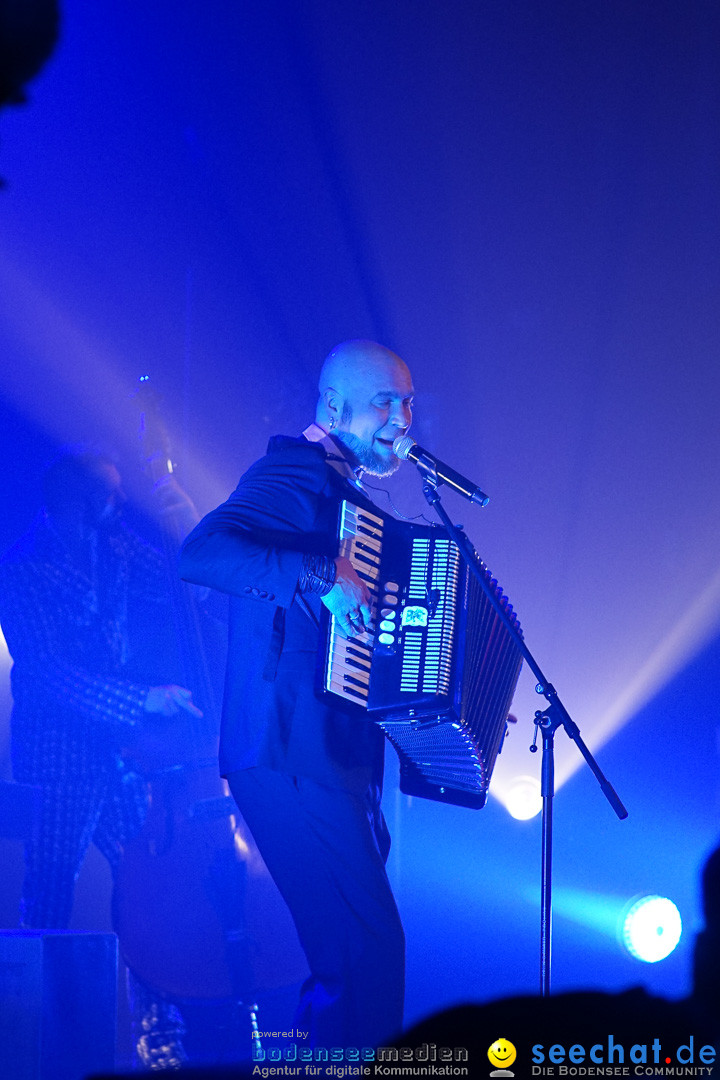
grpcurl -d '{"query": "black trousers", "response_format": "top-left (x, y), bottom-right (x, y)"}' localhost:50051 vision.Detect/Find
top-left (227, 766), bottom-right (405, 1050)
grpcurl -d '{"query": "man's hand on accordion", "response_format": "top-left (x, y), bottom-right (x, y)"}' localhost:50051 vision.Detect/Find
top-left (322, 555), bottom-right (373, 639)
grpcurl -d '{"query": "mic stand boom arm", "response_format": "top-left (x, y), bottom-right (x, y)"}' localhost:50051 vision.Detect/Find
top-left (417, 469), bottom-right (627, 997)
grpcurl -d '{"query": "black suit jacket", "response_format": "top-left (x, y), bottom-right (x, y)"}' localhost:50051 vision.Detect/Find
top-left (179, 435), bottom-right (384, 793)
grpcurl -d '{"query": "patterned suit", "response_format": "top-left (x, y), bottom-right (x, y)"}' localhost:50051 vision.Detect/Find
top-left (0, 514), bottom-right (188, 1068)
top-left (0, 515), bottom-right (164, 926)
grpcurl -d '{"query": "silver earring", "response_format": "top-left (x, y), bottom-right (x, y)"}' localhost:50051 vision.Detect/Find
top-left (329, 417), bottom-right (337, 430)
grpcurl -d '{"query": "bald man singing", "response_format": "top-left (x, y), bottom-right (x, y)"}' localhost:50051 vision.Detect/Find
top-left (180, 341), bottom-right (413, 1051)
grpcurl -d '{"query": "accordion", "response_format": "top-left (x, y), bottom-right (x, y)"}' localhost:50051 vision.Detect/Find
top-left (317, 500), bottom-right (523, 809)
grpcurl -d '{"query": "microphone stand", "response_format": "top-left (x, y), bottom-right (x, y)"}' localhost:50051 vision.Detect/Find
top-left (417, 469), bottom-right (628, 996)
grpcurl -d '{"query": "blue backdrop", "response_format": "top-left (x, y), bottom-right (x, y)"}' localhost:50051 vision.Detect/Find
top-left (0, 0), bottom-right (719, 1030)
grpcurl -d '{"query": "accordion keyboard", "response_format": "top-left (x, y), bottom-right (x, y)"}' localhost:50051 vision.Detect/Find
top-left (324, 501), bottom-right (383, 706)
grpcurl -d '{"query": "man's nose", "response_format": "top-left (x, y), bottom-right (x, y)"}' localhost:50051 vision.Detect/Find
top-left (390, 403), bottom-right (411, 428)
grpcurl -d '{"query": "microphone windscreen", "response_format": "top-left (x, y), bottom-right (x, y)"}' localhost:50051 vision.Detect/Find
top-left (392, 435), bottom-right (415, 460)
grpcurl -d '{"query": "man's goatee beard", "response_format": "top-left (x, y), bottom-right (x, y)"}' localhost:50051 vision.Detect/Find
top-left (334, 431), bottom-right (401, 478)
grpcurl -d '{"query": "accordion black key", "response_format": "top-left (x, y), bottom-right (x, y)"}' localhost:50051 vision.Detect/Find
top-left (317, 500), bottom-right (523, 809)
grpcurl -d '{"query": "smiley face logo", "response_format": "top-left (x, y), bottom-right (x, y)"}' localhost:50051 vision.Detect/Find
top-left (488, 1038), bottom-right (517, 1074)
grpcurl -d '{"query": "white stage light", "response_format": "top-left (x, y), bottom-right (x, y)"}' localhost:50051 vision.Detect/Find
top-left (621, 895), bottom-right (682, 963)
top-left (504, 775), bottom-right (542, 821)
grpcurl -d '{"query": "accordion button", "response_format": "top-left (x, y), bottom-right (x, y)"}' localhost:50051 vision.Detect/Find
top-left (378, 633), bottom-right (395, 645)
top-left (384, 581), bottom-right (400, 592)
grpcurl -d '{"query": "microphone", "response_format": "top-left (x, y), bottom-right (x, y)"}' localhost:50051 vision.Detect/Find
top-left (393, 435), bottom-right (490, 506)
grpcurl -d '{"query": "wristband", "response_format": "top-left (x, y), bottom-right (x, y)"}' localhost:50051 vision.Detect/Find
top-left (298, 554), bottom-right (337, 597)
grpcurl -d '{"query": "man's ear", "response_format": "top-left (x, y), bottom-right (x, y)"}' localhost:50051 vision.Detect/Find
top-left (323, 388), bottom-right (342, 425)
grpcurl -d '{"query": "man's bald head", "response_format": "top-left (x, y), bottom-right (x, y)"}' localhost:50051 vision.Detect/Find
top-left (318, 340), bottom-right (410, 399)
top-left (316, 339), bottom-right (414, 477)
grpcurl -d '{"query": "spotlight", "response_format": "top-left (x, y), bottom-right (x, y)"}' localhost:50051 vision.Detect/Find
top-left (504, 775), bottom-right (542, 821)
top-left (621, 895), bottom-right (682, 963)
